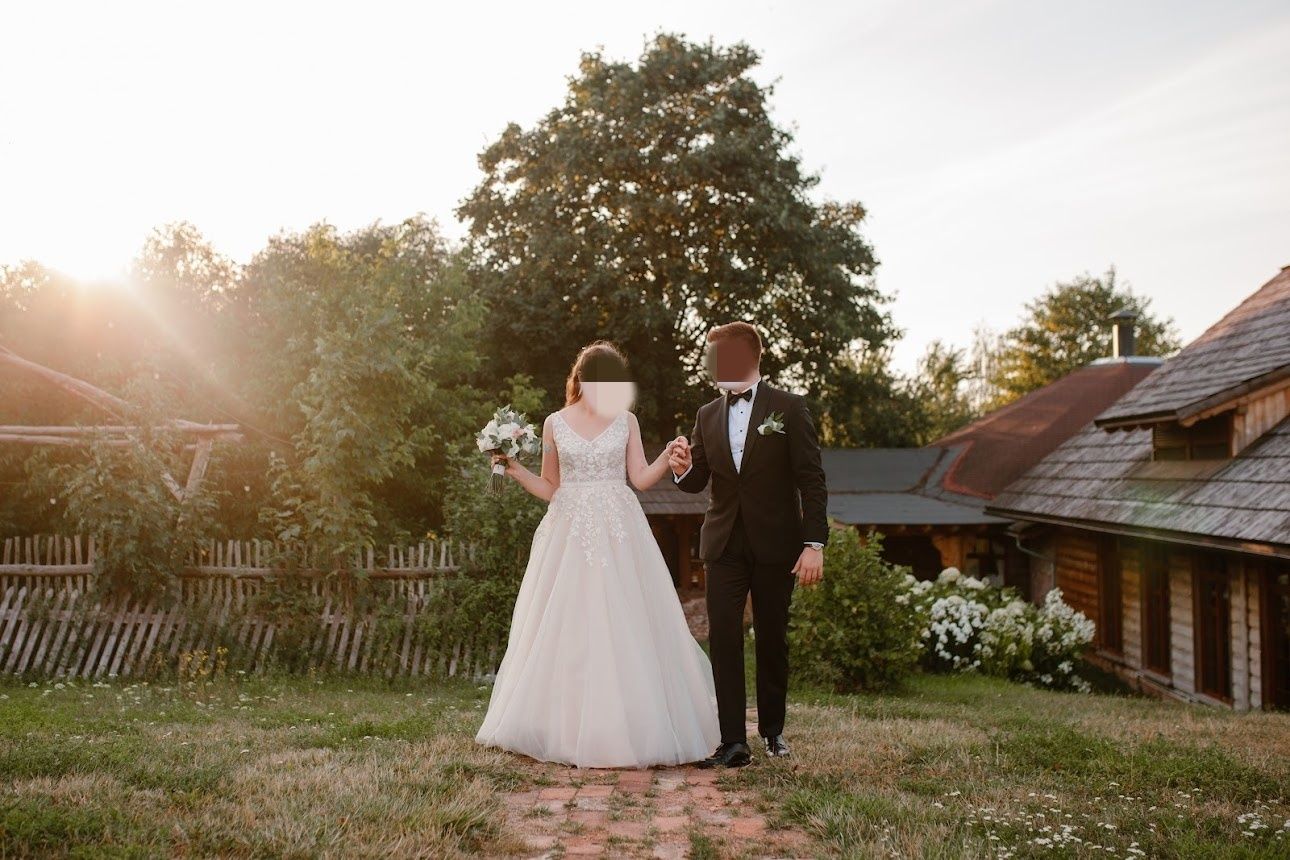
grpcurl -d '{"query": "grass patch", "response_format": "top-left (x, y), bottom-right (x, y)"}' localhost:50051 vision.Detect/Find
top-left (0, 674), bottom-right (531, 858)
top-left (722, 671), bottom-right (1290, 858)
top-left (2, 663), bottom-right (1287, 858)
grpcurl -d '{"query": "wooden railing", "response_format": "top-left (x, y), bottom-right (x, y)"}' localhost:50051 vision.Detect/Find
top-left (0, 535), bottom-right (500, 681)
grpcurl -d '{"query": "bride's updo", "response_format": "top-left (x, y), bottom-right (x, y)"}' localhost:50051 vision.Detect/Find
top-left (565, 341), bottom-right (629, 406)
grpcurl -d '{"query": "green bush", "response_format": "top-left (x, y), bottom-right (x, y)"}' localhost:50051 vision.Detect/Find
top-left (435, 436), bottom-right (548, 659)
top-left (787, 528), bottom-right (923, 692)
top-left (36, 375), bottom-right (221, 605)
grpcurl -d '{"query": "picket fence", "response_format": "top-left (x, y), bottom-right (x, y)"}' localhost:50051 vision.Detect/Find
top-left (0, 534), bottom-right (501, 681)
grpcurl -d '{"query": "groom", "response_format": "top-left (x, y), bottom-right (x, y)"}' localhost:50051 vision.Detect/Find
top-left (669, 322), bottom-right (829, 768)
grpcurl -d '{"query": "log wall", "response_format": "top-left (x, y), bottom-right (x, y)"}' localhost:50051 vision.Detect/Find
top-left (1040, 525), bottom-right (1277, 711)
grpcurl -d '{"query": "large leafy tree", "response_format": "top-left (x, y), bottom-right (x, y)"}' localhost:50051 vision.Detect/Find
top-left (457, 33), bottom-right (895, 438)
top-left (986, 267), bottom-right (1181, 408)
top-left (234, 217), bottom-right (497, 556)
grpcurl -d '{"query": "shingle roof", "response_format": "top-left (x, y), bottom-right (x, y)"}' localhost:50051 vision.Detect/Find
top-left (633, 445), bottom-right (1004, 522)
top-left (933, 358), bottom-right (1161, 498)
top-left (828, 490), bottom-right (1010, 527)
top-left (988, 416), bottom-right (1290, 554)
top-left (1095, 266), bottom-right (1290, 428)
top-left (634, 443), bottom-right (709, 515)
top-left (822, 447), bottom-right (1009, 526)
top-left (988, 270), bottom-right (1290, 555)
top-left (820, 448), bottom-right (944, 493)
top-left (634, 479), bottom-right (709, 516)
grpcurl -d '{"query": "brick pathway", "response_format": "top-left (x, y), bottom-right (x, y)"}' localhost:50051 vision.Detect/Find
top-left (498, 709), bottom-right (815, 859)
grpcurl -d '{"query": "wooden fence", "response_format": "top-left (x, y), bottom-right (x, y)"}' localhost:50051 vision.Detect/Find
top-left (0, 535), bottom-right (501, 681)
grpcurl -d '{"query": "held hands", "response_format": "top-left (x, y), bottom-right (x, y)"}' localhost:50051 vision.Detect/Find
top-left (791, 545), bottom-right (824, 587)
top-left (668, 436), bottom-right (691, 477)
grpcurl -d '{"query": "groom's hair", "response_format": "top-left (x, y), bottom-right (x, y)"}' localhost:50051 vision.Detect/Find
top-left (707, 321), bottom-right (762, 360)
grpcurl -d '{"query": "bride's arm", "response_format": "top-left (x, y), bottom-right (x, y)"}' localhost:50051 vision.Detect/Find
top-left (499, 414), bottom-right (560, 502)
top-left (625, 412), bottom-right (675, 491)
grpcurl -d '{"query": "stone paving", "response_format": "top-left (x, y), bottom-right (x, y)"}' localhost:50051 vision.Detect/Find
top-left (498, 708), bottom-right (816, 859)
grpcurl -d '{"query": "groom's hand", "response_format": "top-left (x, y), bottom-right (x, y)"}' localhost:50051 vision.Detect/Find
top-left (791, 546), bottom-right (824, 587)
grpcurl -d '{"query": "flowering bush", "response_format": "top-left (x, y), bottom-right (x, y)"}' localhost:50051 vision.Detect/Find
top-left (907, 568), bottom-right (1095, 692)
top-left (906, 568), bottom-right (1010, 672)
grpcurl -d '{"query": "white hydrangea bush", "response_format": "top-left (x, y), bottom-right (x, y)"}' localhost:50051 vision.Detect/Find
top-left (906, 568), bottom-right (1096, 692)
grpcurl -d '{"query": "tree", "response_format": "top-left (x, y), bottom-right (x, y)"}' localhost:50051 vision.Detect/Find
top-left (236, 217), bottom-right (494, 559)
top-left (904, 340), bottom-right (979, 444)
top-left (457, 33), bottom-right (895, 438)
top-left (986, 267), bottom-right (1180, 408)
top-left (815, 344), bottom-right (923, 447)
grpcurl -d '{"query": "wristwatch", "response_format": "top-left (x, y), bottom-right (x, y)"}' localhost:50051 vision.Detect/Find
top-left (804, 542), bottom-right (823, 551)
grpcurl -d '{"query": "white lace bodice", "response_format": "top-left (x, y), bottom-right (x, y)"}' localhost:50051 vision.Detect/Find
top-left (543, 410), bottom-right (637, 566)
top-left (551, 410), bottom-right (629, 483)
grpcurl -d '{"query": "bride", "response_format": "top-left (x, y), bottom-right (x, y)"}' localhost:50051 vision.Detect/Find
top-left (474, 341), bottom-right (721, 768)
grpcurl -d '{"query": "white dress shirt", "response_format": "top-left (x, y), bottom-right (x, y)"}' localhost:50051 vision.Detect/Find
top-left (673, 378), bottom-right (822, 551)
top-left (726, 378), bottom-right (758, 472)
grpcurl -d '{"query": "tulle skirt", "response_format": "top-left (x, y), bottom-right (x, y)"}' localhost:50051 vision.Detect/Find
top-left (474, 479), bottom-right (721, 768)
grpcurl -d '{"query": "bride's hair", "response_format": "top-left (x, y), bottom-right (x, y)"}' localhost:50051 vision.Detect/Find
top-left (566, 341), bottom-right (628, 406)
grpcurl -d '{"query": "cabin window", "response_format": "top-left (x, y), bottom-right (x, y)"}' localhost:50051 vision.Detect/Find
top-left (965, 536), bottom-right (1006, 586)
top-left (1261, 561), bottom-right (1290, 711)
top-left (1193, 554), bottom-right (1232, 701)
top-left (1141, 544), bottom-right (1171, 675)
top-left (1152, 413), bottom-right (1232, 461)
top-left (1097, 535), bottom-right (1122, 653)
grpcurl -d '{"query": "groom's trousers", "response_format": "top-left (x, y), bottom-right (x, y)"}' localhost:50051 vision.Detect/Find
top-left (705, 508), bottom-right (797, 744)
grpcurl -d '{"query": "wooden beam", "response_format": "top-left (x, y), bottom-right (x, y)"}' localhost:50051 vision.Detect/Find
top-left (0, 346), bottom-right (240, 435)
top-left (0, 344), bottom-right (134, 420)
top-left (184, 437), bottom-right (215, 499)
top-left (0, 434), bottom-right (137, 446)
top-left (676, 517), bottom-right (693, 589)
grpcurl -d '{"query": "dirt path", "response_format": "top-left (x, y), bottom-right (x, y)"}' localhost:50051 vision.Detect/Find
top-left (497, 708), bottom-right (815, 859)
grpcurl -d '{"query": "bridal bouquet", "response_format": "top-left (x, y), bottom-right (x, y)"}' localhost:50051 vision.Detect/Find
top-left (476, 405), bottom-right (541, 494)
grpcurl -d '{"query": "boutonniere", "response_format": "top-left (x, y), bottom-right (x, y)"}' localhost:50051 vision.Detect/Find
top-left (757, 411), bottom-right (786, 435)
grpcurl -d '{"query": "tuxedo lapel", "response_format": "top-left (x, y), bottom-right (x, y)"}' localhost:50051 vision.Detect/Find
top-left (711, 395), bottom-right (737, 475)
top-left (739, 382), bottom-right (774, 477)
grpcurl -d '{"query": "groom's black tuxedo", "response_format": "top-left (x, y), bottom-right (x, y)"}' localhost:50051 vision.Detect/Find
top-left (675, 380), bottom-right (829, 744)
top-left (675, 381), bottom-right (829, 565)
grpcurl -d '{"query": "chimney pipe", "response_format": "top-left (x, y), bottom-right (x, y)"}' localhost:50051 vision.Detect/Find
top-left (1109, 309), bottom-right (1137, 358)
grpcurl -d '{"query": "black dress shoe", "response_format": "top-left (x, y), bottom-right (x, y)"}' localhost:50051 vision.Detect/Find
top-left (695, 741), bottom-right (752, 768)
top-left (762, 734), bottom-right (790, 757)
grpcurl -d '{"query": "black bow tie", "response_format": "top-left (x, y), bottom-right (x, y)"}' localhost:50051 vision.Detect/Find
top-left (726, 388), bottom-right (753, 403)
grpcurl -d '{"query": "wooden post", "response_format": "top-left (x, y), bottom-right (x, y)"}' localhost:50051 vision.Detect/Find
top-left (676, 517), bottom-right (694, 590)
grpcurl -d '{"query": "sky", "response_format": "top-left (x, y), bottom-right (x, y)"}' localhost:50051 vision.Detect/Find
top-left (2, 0), bottom-right (1288, 372)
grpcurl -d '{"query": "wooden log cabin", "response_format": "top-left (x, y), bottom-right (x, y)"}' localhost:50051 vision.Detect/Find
top-left (988, 266), bottom-right (1290, 711)
top-left (823, 334), bottom-right (1160, 587)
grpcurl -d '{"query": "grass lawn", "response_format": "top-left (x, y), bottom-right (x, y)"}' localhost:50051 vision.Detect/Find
top-left (1, 653), bottom-right (1287, 858)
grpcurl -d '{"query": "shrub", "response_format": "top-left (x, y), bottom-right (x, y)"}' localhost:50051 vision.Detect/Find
top-left (435, 447), bottom-right (548, 664)
top-left (787, 529), bottom-right (923, 693)
top-left (909, 568), bottom-right (1095, 692)
top-left (37, 375), bottom-right (221, 605)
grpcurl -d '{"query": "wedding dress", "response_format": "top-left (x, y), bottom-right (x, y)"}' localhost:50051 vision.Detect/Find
top-left (474, 410), bottom-right (721, 768)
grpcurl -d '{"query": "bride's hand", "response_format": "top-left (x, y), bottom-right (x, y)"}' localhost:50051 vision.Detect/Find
top-left (492, 453), bottom-right (519, 477)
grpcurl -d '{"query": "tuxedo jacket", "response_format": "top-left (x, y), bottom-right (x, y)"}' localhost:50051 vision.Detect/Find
top-left (676, 381), bottom-right (829, 566)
